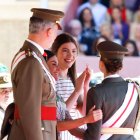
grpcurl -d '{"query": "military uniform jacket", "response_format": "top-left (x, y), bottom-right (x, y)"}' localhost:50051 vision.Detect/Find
top-left (84, 77), bottom-right (139, 140)
top-left (9, 41), bottom-right (56, 140)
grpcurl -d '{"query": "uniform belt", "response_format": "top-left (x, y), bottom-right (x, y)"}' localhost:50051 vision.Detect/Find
top-left (101, 128), bottom-right (134, 135)
top-left (14, 105), bottom-right (56, 120)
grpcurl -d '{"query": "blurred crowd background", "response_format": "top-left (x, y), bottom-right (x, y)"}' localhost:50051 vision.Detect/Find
top-left (62, 0), bottom-right (140, 57)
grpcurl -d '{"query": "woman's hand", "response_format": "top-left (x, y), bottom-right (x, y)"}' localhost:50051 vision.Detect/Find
top-left (75, 66), bottom-right (93, 93)
top-left (85, 105), bottom-right (102, 123)
top-left (75, 70), bottom-right (86, 93)
top-left (84, 65), bottom-right (93, 89)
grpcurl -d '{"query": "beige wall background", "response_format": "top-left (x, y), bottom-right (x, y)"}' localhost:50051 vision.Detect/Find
top-left (0, 0), bottom-right (66, 70)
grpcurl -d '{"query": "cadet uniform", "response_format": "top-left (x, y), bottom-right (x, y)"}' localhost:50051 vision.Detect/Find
top-left (9, 8), bottom-right (64, 140)
top-left (84, 41), bottom-right (140, 140)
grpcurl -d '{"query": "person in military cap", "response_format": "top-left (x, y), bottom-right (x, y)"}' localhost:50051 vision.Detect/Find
top-left (9, 8), bottom-right (64, 140)
top-left (84, 41), bottom-right (140, 140)
top-left (0, 73), bottom-right (12, 138)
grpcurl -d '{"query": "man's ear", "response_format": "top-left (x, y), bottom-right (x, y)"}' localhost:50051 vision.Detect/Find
top-left (46, 27), bottom-right (53, 37)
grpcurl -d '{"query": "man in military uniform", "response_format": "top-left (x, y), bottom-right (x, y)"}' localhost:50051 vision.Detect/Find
top-left (84, 41), bottom-right (140, 140)
top-left (9, 8), bottom-right (64, 140)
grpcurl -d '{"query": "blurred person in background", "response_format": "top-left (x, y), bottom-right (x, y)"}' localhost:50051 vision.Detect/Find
top-left (1, 103), bottom-right (15, 140)
top-left (134, 6), bottom-right (140, 23)
top-left (124, 40), bottom-right (139, 56)
top-left (62, 0), bottom-right (99, 32)
top-left (78, 7), bottom-right (99, 55)
top-left (133, 6), bottom-right (140, 23)
top-left (0, 73), bottom-right (12, 138)
top-left (77, 0), bottom-right (110, 29)
top-left (124, 0), bottom-right (140, 14)
top-left (62, 0), bottom-right (83, 32)
top-left (67, 19), bottom-right (82, 40)
top-left (100, 22), bottom-right (122, 44)
top-left (108, 0), bottom-right (132, 23)
top-left (132, 24), bottom-right (140, 55)
top-left (111, 6), bottom-right (129, 45)
top-left (67, 19), bottom-right (87, 55)
top-left (129, 8), bottom-right (140, 45)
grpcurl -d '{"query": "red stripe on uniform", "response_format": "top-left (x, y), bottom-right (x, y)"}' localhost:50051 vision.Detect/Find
top-left (109, 85), bottom-right (135, 127)
top-left (14, 105), bottom-right (56, 120)
top-left (41, 106), bottom-right (56, 120)
top-left (12, 52), bottom-right (26, 67)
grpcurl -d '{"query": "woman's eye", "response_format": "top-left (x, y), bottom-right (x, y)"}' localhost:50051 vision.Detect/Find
top-left (52, 63), bottom-right (57, 66)
top-left (63, 50), bottom-right (68, 53)
top-left (73, 50), bottom-right (77, 53)
top-left (73, 50), bottom-right (77, 55)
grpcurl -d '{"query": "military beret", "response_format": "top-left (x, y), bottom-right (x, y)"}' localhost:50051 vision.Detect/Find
top-left (97, 41), bottom-right (129, 59)
top-left (31, 8), bottom-right (64, 29)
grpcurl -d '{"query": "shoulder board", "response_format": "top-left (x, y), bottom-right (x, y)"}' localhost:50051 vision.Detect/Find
top-left (25, 48), bottom-right (33, 57)
top-left (126, 78), bottom-right (140, 87)
top-left (11, 49), bottom-right (33, 73)
top-left (126, 79), bottom-right (134, 83)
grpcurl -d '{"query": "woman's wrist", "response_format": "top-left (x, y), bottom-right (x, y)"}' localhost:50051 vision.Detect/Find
top-left (83, 116), bottom-right (88, 124)
top-left (74, 88), bottom-right (82, 94)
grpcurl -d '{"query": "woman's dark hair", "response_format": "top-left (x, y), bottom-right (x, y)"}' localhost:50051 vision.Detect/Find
top-left (1, 103), bottom-right (15, 140)
top-left (124, 40), bottom-right (139, 56)
top-left (43, 50), bottom-right (55, 62)
top-left (51, 33), bottom-right (79, 86)
top-left (78, 7), bottom-right (96, 27)
top-left (101, 57), bottom-right (123, 74)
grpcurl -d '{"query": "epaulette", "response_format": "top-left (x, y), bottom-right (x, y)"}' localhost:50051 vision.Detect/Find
top-left (126, 78), bottom-right (140, 87)
top-left (11, 49), bottom-right (33, 73)
top-left (126, 79), bottom-right (134, 83)
top-left (25, 48), bottom-right (33, 57)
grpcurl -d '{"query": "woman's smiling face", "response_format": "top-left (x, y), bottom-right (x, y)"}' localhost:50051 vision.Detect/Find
top-left (57, 42), bottom-right (78, 70)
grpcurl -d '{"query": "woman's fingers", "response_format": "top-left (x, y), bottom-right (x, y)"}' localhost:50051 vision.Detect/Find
top-left (93, 109), bottom-right (103, 121)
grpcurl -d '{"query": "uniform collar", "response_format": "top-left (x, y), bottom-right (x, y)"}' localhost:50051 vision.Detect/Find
top-left (104, 74), bottom-right (120, 79)
top-left (102, 76), bottom-right (124, 84)
top-left (26, 39), bottom-right (44, 55)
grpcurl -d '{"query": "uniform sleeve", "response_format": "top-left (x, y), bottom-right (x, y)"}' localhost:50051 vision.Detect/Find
top-left (15, 57), bottom-right (43, 140)
top-left (84, 87), bottom-right (102, 140)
